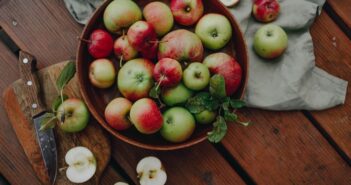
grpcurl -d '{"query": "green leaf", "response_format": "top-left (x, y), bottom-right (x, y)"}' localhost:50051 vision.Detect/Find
top-left (208, 116), bottom-right (227, 143)
top-left (149, 86), bottom-right (160, 99)
top-left (230, 99), bottom-right (246, 109)
top-left (56, 61), bottom-right (76, 90)
top-left (224, 110), bottom-right (238, 122)
top-left (210, 74), bottom-right (226, 99)
top-left (186, 92), bottom-right (218, 114)
top-left (51, 94), bottom-right (68, 112)
top-left (39, 113), bottom-right (57, 131)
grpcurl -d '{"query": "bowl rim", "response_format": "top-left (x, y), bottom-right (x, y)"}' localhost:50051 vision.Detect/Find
top-left (77, 0), bottom-right (249, 151)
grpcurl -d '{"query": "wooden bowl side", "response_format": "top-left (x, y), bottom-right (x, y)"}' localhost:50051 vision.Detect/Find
top-left (77, 0), bottom-right (248, 151)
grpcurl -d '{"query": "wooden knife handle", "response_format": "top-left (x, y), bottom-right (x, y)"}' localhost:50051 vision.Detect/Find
top-left (18, 51), bottom-right (46, 117)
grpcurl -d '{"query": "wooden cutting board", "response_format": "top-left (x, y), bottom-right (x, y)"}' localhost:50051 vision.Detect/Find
top-left (2, 61), bottom-right (111, 185)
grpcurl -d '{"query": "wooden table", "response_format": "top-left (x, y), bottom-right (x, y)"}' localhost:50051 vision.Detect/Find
top-left (0, 1), bottom-right (350, 184)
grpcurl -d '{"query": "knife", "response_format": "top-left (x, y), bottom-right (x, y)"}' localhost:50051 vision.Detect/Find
top-left (18, 51), bottom-right (58, 185)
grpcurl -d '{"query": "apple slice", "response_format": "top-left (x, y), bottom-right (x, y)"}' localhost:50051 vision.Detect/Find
top-left (137, 156), bottom-right (167, 185)
top-left (114, 182), bottom-right (129, 185)
top-left (65, 146), bottom-right (97, 183)
top-left (220, 0), bottom-right (239, 7)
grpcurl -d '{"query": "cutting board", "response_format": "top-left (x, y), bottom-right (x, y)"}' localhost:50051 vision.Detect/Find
top-left (2, 61), bottom-right (111, 185)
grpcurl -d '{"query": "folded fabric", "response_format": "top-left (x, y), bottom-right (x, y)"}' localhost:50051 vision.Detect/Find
top-left (63, 0), bottom-right (348, 111)
top-left (63, 0), bottom-right (104, 24)
top-left (230, 0), bottom-right (348, 110)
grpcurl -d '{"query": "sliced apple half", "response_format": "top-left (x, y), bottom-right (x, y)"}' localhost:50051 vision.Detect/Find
top-left (136, 156), bottom-right (167, 185)
top-left (220, 0), bottom-right (240, 7)
top-left (65, 146), bottom-right (97, 183)
top-left (114, 182), bottom-right (129, 185)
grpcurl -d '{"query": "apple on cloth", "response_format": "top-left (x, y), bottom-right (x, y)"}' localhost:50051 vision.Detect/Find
top-left (228, 0), bottom-right (347, 110)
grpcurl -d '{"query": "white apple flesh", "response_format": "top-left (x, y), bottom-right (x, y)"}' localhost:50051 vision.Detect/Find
top-left (137, 156), bottom-right (167, 185)
top-left (65, 146), bottom-right (96, 184)
top-left (220, 0), bottom-right (240, 7)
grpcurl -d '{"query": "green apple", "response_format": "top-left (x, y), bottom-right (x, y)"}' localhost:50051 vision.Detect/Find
top-left (89, 58), bottom-right (116, 88)
top-left (195, 13), bottom-right (232, 50)
top-left (161, 83), bottom-right (193, 106)
top-left (103, 0), bottom-right (142, 33)
top-left (183, 62), bottom-right (210, 91)
top-left (118, 58), bottom-right (155, 101)
top-left (253, 24), bottom-right (288, 59)
top-left (161, 107), bottom-right (195, 143)
top-left (194, 110), bottom-right (217, 124)
top-left (56, 99), bottom-right (90, 133)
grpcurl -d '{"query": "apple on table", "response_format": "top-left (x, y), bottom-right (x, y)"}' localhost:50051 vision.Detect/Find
top-left (130, 98), bottom-right (163, 134)
top-left (161, 107), bottom-right (196, 143)
top-left (253, 0), bottom-right (280, 23)
top-left (253, 24), bottom-right (288, 59)
top-left (170, 0), bottom-right (204, 26)
top-left (103, 0), bottom-right (142, 33)
top-left (89, 58), bottom-right (116, 89)
top-left (143, 1), bottom-right (174, 37)
top-left (118, 58), bottom-right (155, 101)
top-left (195, 13), bottom-right (233, 50)
top-left (158, 29), bottom-right (204, 63)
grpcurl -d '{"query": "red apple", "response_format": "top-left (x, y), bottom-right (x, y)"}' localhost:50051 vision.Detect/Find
top-left (153, 58), bottom-right (183, 88)
top-left (130, 98), bottom-right (163, 134)
top-left (203, 53), bottom-right (242, 96)
top-left (253, 0), bottom-right (280, 23)
top-left (105, 98), bottom-right (132, 130)
top-left (114, 35), bottom-right (138, 62)
top-left (143, 2), bottom-right (174, 36)
top-left (158, 29), bottom-right (204, 63)
top-left (86, 29), bottom-right (113, 58)
top-left (127, 21), bottom-right (158, 59)
top-left (170, 0), bottom-right (204, 26)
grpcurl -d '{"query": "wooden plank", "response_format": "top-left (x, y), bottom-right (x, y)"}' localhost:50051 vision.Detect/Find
top-left (326, 0), bottom-right (351, 29)
top-left (308, 12), bottom-right (351, 159)
top-left (111, 139), bottom-right (246, 185)
top-left (0, 0), bottom-right (82, 68)
top-left (222, 109), bottom-right (351, 184)
top-left (0, 39), bottom-right (42, 184)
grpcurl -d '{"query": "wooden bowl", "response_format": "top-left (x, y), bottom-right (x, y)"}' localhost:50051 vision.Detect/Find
top-left (77, 0), bottom-right (248, 150)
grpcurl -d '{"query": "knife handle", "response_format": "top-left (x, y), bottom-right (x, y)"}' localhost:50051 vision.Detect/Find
top-left (18, 51), bottom-right (46, 117)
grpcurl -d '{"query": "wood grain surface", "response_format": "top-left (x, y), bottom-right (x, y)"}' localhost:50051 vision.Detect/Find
top-left (309, 12), bottom-right (351, 160)
top-left (0, 0), bottom-right (350, 184)
top-left (327, 0), bottom-right (351, 29)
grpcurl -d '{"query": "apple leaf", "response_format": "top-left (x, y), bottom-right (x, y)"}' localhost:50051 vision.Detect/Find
top-left (208, 116), bottom-right (227, 143)
top-left (149, 86), bottom-right (160, 99)
top-left (56, 61), bottom-right (76, 90)
top-left (185, 92), bottom-right (219, 114)
top-left (230, 99), bottom-right (246, 109)
top-left (224, 110), bottom-right (238, 122)
top-left (39, 112), bottom-right (57, 131)
top-left (210, 75), bottom-right (226, 99)
top-left (51, 94), bottom-right (68, 112)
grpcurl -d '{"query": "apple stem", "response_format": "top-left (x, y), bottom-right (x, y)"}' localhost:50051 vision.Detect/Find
top-left (119, 55), bottom-right (124, 68)
top-left (155, 76), bottom-right (165, 92)
top-left (77, 37), bottom-right (92, 44)
top-left (148, 40), bottom-right (168, 44)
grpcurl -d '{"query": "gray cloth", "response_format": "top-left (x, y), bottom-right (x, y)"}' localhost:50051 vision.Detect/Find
top-left (63, 0), bottom-right (103, 24)
top-left (231, 0), bottom-right (348, 110)
top-left (64, 0), bottom-right (348, 111)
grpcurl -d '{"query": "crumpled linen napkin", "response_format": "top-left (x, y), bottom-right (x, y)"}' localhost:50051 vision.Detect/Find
top-left (64, 0), bottom-right (348, 111)
top-left (230, 0), bottom-right (348, 110)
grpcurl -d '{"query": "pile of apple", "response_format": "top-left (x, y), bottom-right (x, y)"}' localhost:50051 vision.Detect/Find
top-left (252, 0), bottom-right (288, 59)
top-left (86, 0), bottom-right (243, 143)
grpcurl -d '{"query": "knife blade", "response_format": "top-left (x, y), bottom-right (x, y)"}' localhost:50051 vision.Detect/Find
top-left (18, 51), bottom-right (57, 185)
